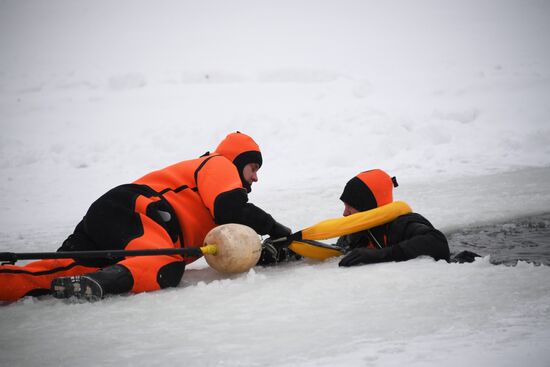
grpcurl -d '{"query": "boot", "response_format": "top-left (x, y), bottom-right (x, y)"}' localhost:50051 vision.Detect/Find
top-left (51, 275), bottom-right (103, 301)
top-left (51, 264), bottom-right (133, 301)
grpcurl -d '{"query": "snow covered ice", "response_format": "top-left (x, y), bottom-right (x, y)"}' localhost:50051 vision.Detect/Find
top-left (1, 0), bottom-right (550, 366)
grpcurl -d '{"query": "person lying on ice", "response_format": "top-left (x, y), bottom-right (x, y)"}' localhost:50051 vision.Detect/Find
top-left (336, 169), bottom-right (451, 266)
top-left (0, 132), bottom-right (291, 302)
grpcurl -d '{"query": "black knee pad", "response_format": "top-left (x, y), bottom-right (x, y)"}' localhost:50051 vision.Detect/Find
top-left (87, 264), bottom-right (134, 295)
top-left (157, 261), bottom-right (186, 289)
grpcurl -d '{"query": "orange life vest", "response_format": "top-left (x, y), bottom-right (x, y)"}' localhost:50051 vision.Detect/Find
top-left (133, 131), bottom-right (263, 249)
top-left (133, 153), bottom-right (241, 249)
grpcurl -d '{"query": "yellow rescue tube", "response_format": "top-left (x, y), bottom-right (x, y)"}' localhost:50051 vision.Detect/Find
top-left (288, 240), bottom-right (344, 261)
top-left (299, 201), bottom-right (412, 241)
top-left (289, 201), bottom-right (412, 260)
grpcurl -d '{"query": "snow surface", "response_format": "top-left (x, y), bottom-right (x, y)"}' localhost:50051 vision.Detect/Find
top-left (1, 0), bottom-right (550, 366)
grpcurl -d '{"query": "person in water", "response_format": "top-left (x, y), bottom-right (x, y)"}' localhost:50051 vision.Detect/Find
top-left (336, 169), bottom-right (451, 266)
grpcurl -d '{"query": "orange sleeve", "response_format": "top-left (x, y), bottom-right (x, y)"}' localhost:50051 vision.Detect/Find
top-left (196, 156), bottom-right (244, 217)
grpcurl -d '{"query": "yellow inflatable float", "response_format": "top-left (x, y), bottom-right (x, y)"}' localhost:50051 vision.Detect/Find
top-left (287, 201), bottom-right (412, 260)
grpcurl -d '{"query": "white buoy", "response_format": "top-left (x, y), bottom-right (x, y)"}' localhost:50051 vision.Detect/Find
top-left (204, 224), bottom-right (262, 274)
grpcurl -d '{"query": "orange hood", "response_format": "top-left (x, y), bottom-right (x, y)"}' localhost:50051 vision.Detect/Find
top-left (214, 132), bottom-right (263, 192)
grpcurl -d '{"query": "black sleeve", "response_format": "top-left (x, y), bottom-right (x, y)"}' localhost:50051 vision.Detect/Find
top-left (388, 213), bottom-right (450, 262)
top-left (213, 188), bottom-right (276, 235)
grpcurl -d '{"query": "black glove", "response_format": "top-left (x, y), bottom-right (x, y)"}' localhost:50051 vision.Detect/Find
top-left (451, 250), bottom-right (481, 263)
top-left (257, 238), bottom-right (301, 266)
top-left (268, 221), bottom-right (292, 240)
top-left (338, 247), bottom-right (394, 267)
top-left (258, 240), bottom-right (280, 265)
top-left (265, 221), bottom-right (292, 255)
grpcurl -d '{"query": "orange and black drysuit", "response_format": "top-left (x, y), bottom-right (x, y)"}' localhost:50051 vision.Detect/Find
top-left (0, 132), bottom-right (288, 301)
top-left (337, 169), bottom-right (450, 266)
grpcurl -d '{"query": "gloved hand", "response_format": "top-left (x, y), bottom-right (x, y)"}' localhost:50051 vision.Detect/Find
top-left (258, 240), bottom-right (280, 265)
top-left (266, 221), bottom-right (292, 255)
top-left (257, 238), bottom-right (301, 266)
top-left (268, 221), bottom-right (292, 240)
top-left (256, 221), bottom-right (295, 266)
top-left (451, 250), bottom-right (481, 263)
top-left (338, 247), bottom-right (394, 267)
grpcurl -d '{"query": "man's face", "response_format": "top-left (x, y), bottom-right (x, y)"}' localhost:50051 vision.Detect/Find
top-left (343, 203), bottom-right (359, 217)
top-left (242, 163), bottom-right (260, 187)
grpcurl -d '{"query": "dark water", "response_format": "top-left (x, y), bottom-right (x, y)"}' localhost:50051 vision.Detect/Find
top-left (447, 213), bottom-right (550, 266)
